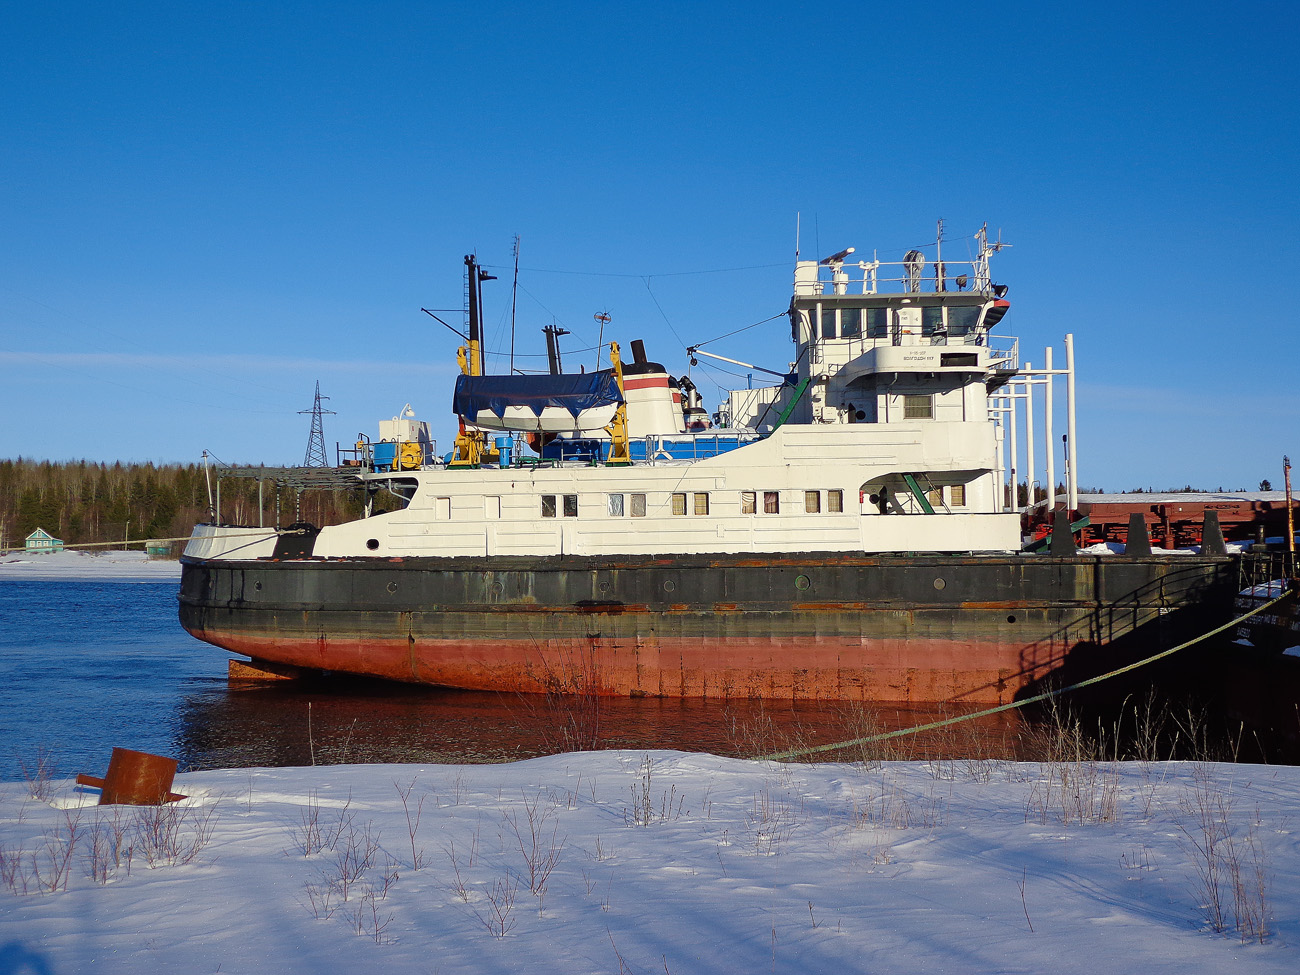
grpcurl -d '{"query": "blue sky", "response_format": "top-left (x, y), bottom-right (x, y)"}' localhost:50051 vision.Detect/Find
top-left (2, 1), bottom-right (1296, 490)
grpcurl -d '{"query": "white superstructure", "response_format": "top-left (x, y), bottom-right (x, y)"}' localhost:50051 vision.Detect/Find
top-left (190, 226), bottom-right (1075, 562)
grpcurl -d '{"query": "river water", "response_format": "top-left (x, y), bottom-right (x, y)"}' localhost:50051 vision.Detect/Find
top-left (0, 580), bottom-right (1044, 782)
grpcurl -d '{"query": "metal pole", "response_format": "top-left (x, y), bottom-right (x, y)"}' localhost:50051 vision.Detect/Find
top-left (203, 450), bottom-right (215, 522)
top-left (1008, 380), bottom-right (1019, 509)
top-left (1044, 346), bottom-right (1055, 511)
top-left (1065, 333), bottom-right (1078, 511)
top-left (998, 397), bottom-right (1008, 514)
top-left (1024, 365), bottom-right (1036, 510)
top-left (1285, 455), bottom-right (1295, 565)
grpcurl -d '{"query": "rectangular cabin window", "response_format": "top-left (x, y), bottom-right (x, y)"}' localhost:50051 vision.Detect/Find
top-left (866, 307), bottom-right (889, 338)
top-left (828, 489), bottom-right (843, 513)
top-left (741, 491), bottom-right (756, 514)
top-left (950, 484), bottom-right (966, 507)
top-left (631, 493), bottom-right (647, 517)
top-left (819, 306), bottom-right (836, 339)
top-left (840, 308), bottom-right (861, 338)
top-left (922, 306), bottom-right (944, 336)
top-left (485, 496), bottom-right (501, 519)
top-left (608, 493), bottom-right (625, 517)
top-left (435, 497), bottom-right (451, 520)
top-left (928, 487), bottom-right (944, 508)
top-left (763, 491), bottom-right (780, 514)
top-left (805, 490), bottom-right (821, 513)
top-left (671, 493), bottom-right (687, 516)
top-left (947, 305), bottom-right (981, 336)
top-left (562, 494), bottom-right (578, 518)
top-left (693, 492), bottom-right (710, 516)
top-left (541, 495), bottom-right (557, 518)
top-left (903, 394), bottom-right (933, 419)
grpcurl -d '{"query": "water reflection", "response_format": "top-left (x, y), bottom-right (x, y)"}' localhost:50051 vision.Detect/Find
top-left (172, 677), bottom-right (1030, 771)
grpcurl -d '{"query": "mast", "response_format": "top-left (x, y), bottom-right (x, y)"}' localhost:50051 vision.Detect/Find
top-left (509, 235), bottom-right (520, 374)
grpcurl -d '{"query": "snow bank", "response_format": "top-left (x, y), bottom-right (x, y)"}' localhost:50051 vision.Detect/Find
top-left (0, 549), bottom-right (181, 582)
top-left (2, 754), bottom-right (1297, 973)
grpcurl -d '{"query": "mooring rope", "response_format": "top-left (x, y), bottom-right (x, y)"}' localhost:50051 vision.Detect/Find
top-left (0, 526), bottom-right (306, 557)
top-left (758, 589), bottom-right (1298, 762)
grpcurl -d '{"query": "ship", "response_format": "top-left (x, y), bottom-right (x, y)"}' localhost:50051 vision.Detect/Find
top-left (179, 227), bottom-right (1239, 704)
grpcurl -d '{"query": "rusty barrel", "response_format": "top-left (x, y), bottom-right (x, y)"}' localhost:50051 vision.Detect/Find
top-left (76, 748), bottom-right (182, 805)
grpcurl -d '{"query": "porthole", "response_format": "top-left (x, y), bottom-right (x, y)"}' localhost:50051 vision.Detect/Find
top-left (387, 581), bottom-right (398, 594)
top-left (1007, 614), bottom-right (1017, 623)
top-left (254, 581), bottom-right (262, 592)
top-left (366, 538), bottom-right (379, 551)
top-left (489, 581), bottom-right (504, 595)
top-left (598, 581), bottom-right (610, 593)
top-left (663, 579), bottom-right (676, 593)
top-left (795, 574), bottom-right (811, 591)
top-left (933, 578), bottom-right (946, 590)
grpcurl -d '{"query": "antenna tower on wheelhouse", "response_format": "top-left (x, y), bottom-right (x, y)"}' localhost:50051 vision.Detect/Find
top-left (299, 381), bottom-right (336, 467)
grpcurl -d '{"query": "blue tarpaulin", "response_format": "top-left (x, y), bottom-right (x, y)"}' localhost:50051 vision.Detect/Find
top-left (453, 371), bottom-right (624, 418)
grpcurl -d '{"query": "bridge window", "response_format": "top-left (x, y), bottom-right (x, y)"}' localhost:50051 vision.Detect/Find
top-left (562, 494), bottom-right (578, 518)
top-left (922, 306), bottom-right (944, 335)
top-left (541, 495), bottom-right (557, 518)
top-left (819, 306), bottom-right (836, 339)
top-left (866, 308), bottom-right (889, 338)
top-left (631, 493), bottom-right (647, 517)
top-left (947, 305), bottom-right (981, 336)
top-left (608, 493), bottom-right (625, 516)
top-left (840, 308), bottom-right (861, 338)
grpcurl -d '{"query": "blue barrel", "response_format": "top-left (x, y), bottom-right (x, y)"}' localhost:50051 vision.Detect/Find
top-left (495, 436), bottom-right (513, 468)
top-left (373, 442), bottom-right (397, 470)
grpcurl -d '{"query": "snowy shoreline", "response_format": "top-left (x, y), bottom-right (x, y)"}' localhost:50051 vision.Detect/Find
top-left (2, 753), bottom-right (1297, 973)
top-left (0, 549), bottom-right (181, 582)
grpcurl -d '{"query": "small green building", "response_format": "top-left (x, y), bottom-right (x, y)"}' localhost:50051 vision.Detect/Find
top-left (25, 528), bottom-right (64, 554)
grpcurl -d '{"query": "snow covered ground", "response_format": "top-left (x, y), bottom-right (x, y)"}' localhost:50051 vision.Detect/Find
top-left (0, 549), bottom-right (181, 582)
top-left (2, 754), bottom-right (1297, 973)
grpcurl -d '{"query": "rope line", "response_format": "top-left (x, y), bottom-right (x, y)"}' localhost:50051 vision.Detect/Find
top-left (758, 590), bottom-right (1296, 762)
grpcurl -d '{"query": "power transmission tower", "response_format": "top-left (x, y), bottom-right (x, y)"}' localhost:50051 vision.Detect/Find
top-left (299, 380), bottom-right (336, 467)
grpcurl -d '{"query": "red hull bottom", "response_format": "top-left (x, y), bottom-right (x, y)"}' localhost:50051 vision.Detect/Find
top-left (199, 630), bottom-right (1079, 704)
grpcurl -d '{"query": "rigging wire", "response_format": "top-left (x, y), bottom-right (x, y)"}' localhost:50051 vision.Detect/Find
top-left (641, 277), bottom-right (688, 351)
top-left (480, 262), bottom-right (787, 278)
top-left (690, 311), bottom-right (788, 350)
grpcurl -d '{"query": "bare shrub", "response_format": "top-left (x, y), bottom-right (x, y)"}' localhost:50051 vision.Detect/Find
top-left (18, 749), bottom-right (57, 803)
top-left (745, 782), bottom-right (803, 856)
top-left (1177, 766), bottom-right (1273, 942)
top-left (289, 792), bottom-right (354, 857)
top-left (473, 872), bottom-right (520, 938)
top-left (624, 755), bottom-right (685, 827)
top-left (133, 801), bottom-right (217, 867)
top-left (503, 791), bottom-right (566, 895)
top-left (1022, 704), bottom-right (1120, 827)
top-left (517, 643), bottom-right (606, 753)
top-left (395, 778), bottom-right (428, 870)
top-left (33, 809), bottom-right (83, 892)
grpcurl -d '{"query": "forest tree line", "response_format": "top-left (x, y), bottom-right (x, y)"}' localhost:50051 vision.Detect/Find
top-left (0, 459), bottom-right (363, 556)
